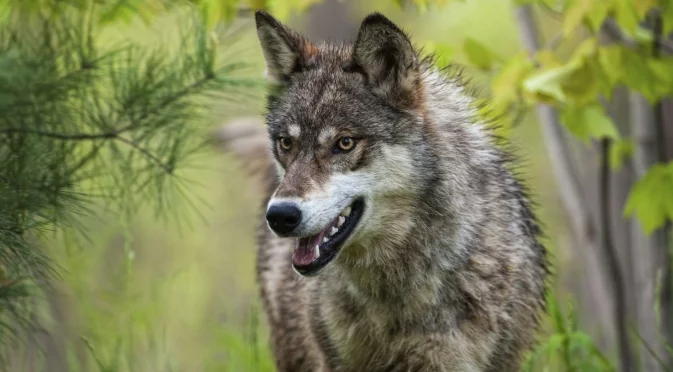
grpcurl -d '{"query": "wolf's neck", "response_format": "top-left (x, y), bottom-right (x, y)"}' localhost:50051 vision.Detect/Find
top-left (328, 68), bottom-right (497, 307)
top-left (331, 208), bottom-right (468, 309)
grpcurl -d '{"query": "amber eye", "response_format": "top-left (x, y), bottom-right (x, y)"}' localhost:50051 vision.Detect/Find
top-left (336, 137), bottom-right (355, 152)
top-left (278, 137), bottom-right (293, 152)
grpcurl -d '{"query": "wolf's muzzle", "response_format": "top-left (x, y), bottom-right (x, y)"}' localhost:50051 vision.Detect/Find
top-left (266, 202), bottom-right (302, 235)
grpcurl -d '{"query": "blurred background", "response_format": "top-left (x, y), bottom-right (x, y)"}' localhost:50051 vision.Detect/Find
top-left (1, 0), bottom-right (672, 371)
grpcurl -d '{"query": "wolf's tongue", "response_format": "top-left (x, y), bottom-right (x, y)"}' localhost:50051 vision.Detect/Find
top-left (292, 236), bottom-right (319, 266)
top-left (292, 217), bottom-right (337, 267)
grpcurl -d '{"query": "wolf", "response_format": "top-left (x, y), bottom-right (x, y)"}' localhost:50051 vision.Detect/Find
top-left (216, 10), bottom-right (549, 372)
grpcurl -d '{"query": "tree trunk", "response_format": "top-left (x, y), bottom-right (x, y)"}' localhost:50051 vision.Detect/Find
top-left (629, 92), bottom-right (670, 371)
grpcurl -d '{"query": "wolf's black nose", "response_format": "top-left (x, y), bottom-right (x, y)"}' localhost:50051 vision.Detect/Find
top-left (266, 203), bottom-right (302, 234)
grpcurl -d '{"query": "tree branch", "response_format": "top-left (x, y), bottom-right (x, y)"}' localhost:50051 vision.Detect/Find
top-left (600, 138), bottom-right (636, 371)
top-left (114, 136), bottom-right (173, 174)
top-left (0, 124), bottom-right (133, 140)
top-left (651, 11), bottom-right (673, 355)
top-left (603, 18), bottom-right (673, 54)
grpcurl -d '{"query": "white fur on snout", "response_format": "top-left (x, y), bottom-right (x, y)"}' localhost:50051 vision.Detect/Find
top-left (267, 145), bottom-right (416, 242)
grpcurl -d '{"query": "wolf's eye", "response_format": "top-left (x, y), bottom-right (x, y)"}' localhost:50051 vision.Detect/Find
top-left (278, 137), bottom-right (293, 152)
top-left (335, 137), bottom-right (355, 152)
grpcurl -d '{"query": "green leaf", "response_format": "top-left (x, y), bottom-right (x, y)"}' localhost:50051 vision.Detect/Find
top-left (598, 46), bottom-right (624, 85)
top-left (633, 26), bottom-right (654, 44)
top-left (560, 104), bottom-right (620, 144)
top-left (491, 52), bottom-right (533, 110)
top-left (609, 138), bottom-right (634, 170)
top-left (646, 58), bottom-right (673, 93)
top-left (564, 0), bottom-right (591, 36)
top-left (615, 0), bottom-right (640, 33)
top-left (562, 64), bottom-right (601, 105)
top-left (624, 162), bottom-right (673, 234)
top-left (463, 37), bottom-right (496, 70)
top-left (568, 38), bottom-right (598, 64)
top-left (523, 61), bottom-right (581, 103)
top-left (633, 0), bottom-right (656, 18)
top-left (523, 39), bottom-right (602, 105)
top-left (535, 50), bottom-right (562, 68)
top-left (622, 51), bottom-right (673, 103)
top-left (663, 1), bottom-right (673, 35)
top-left (585, 2), bottom-right (611, 32)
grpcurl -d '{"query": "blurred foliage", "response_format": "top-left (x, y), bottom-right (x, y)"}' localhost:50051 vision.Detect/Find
top-left (410, 0), bottom-right (673, 235)
top-left (523, 294), bottom-right (615, 372)
top-left (0, 0), bottom-right (259, 363)
top-left (625, 161), bottom-right (673, 234)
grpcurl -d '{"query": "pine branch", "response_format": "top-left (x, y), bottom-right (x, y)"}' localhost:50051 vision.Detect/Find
top-left (0, 125), bottom-right (132, 140)
top-left (115, 135), bottom-right (173, 174)
top-left (0, 3), bottom-right (258, 357)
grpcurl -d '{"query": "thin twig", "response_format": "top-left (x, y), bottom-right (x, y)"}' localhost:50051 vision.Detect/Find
top-left (115, 136), bottom-right (172, 174)
top-left (651, 9), bottom-right (673, 359)
top-left (603, 18), bottom-right (673, 54)
top-left (600, 138), bottom-right (635, 371)
top-left (0, 124), bottom-right (133, 140)
top-left (631, 324), bottom-right (673, 372)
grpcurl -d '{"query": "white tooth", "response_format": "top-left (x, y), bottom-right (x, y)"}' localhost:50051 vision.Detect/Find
top-left (337, 216), bottom-right (345, 227)
top-left (331, 227), bottom-right (338, 236)
top-left (323, 237), bottom-right (329, 243)
top-left (341, 206), bottom-right (352, 217)
top-left (314, 245), bottom-right (320, 259)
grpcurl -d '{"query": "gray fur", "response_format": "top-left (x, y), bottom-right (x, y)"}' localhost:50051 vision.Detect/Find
top-left (222, 11), bottom-right (549, 372)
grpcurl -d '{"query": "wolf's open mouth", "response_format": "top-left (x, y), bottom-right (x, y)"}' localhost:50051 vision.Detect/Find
top-left (292, 198), bottom-right (364, 276)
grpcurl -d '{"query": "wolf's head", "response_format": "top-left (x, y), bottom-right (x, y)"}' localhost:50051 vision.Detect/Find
top-left (256, 11), bottom-right (439, 276)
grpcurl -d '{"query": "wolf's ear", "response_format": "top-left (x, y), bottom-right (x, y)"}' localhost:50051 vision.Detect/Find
top-left (352, 13), bottom-right (419, 107)
top-left (255, 11), bottom-right (313, 84)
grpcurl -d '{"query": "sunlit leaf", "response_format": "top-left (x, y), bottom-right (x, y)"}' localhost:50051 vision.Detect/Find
top-left (585, 1), bottom-right (611, 32)
top-left (563, 62), bottom-right (603, 105)
top-left (633, 26), bottom-right (654, 44)
top-left (563, 0), bottom-right (591, 36)
top-left (609, 138), bottom-right (634, 170)
top-left (535, 50), bottom-right (562, 68)
top-left (598, 45), bottom-right (624, 85)
top-left (625, 162), bottom-right (673, 234)
top-left (463, 37), bottom-right (497, 70)
top-left (523, 61), bottom-right (580, 103)
top-left (569, 38), bottom-right (597, 64)
top-left (615, 0), bottom-right (640, 33)
top-left (633, 0), bottom-right (656, 18)
top-left (622, 50), bottom-right (673, 103)
top-left (646, 57), bottom-right (673, 96)
top-left (663, 1), bottom-right (673, 35)
top-left (560, 104), bottom-right (620, 144)
top-left (491, 52), bottom-right (533, 110)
